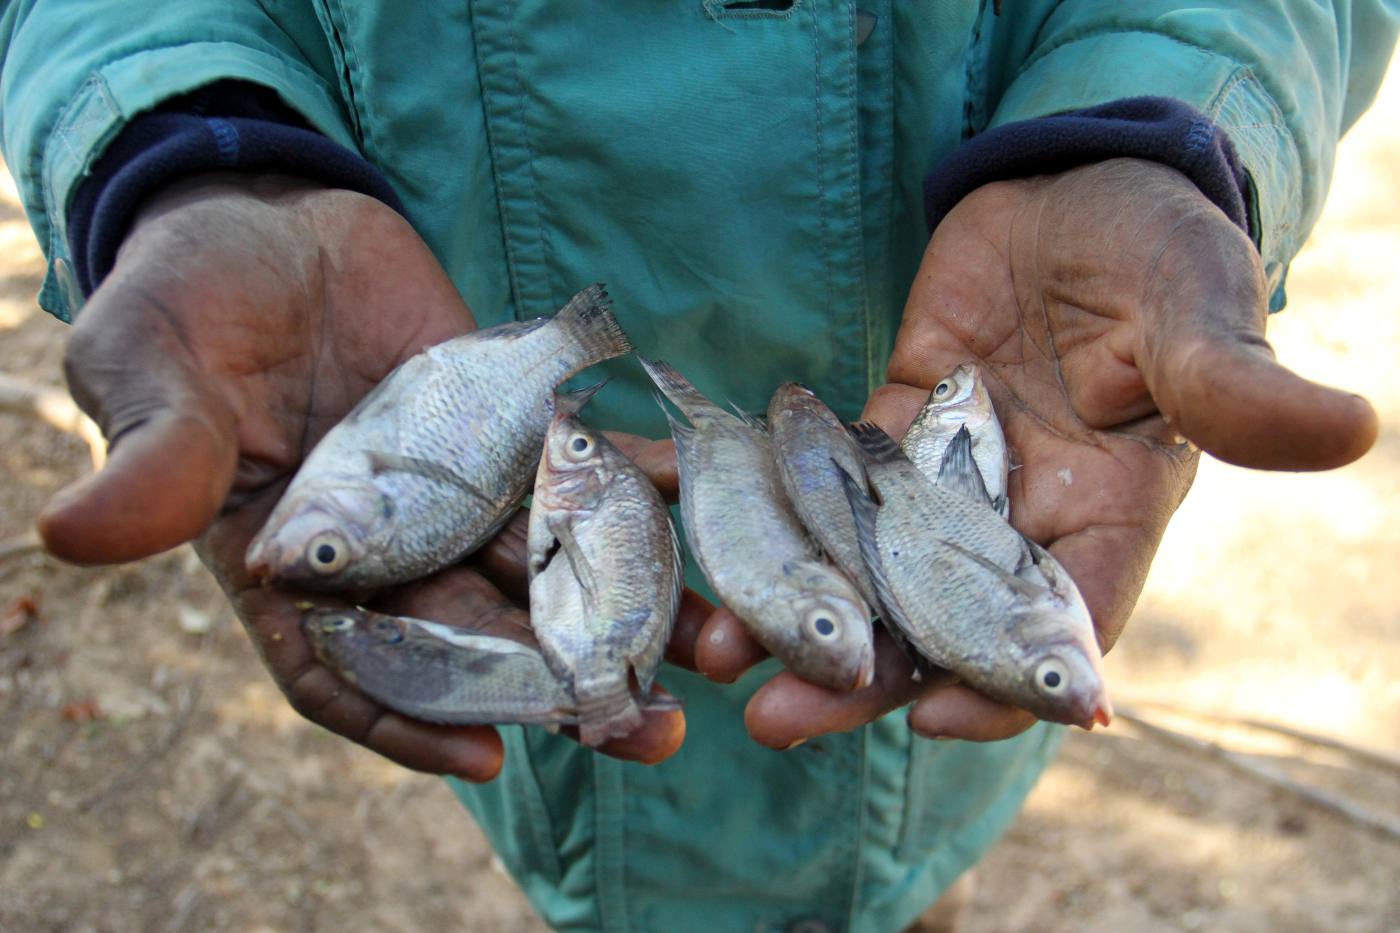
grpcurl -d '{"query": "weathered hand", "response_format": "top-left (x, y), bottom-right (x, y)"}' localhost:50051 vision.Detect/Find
top-left (707, 158), bottom-right (1378, 747)
top-left (37, 174), bottom-right (694, 778)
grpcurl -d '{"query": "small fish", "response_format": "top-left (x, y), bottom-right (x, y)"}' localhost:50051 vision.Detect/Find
top-left (247, 285), bottom-right (632, 591)
top-left (842, 423), bottom-right (1110, 729)
top-left (901, 363), bottom-right (1010, 518)
top-left (767, 383), bottom-right (879, 610)
top-left (526, 401), bottom-right (683, 747)
top-left (641, 359), bottom-right (874, 692)
top-left (302, 608), bottom-right (580, 726)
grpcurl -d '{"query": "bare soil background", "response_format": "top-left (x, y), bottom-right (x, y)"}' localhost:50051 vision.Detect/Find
top-left (2, 65), bottom-right (1399, 933)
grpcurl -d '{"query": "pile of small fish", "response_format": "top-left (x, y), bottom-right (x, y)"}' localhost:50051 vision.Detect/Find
top-left (251, 285), bottom-right (1111, 747)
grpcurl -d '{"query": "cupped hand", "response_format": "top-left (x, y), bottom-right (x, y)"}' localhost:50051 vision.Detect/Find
top-left (37, 174), bottom-right (699, 778)
top-left (714, 158), bottom-right (1379, 747)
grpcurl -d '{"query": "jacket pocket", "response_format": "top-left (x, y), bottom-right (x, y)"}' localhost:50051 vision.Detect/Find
top-left (896, 723), bottom-right (1062, 864)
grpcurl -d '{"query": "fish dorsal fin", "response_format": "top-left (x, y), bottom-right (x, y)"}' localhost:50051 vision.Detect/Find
top-left (725, 399), bottom-right (766, 432)
top-left (555, 379), bottom-right (610, 416)
top-left (937, 537), bottom-right (1046, 601)
top-left (846, 421), bottom-right (905, 464)
top-left (937, 426), bottom-right (992, 507)
top-left (638, 357), bottom-right (722, 426)
top-left (836, 461), bottom-right (924, 651)
top-left (366, 451), bottom-right (495, 505)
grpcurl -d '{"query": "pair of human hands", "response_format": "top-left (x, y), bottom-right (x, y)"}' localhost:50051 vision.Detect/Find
top-left (38, 160), bottom-right (1376, 781)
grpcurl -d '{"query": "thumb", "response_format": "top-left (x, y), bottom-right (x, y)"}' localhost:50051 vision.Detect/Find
top-left (1139, 218), bottom-right (1377, 471)
top-left (38, 297), bottom-right (239, 563)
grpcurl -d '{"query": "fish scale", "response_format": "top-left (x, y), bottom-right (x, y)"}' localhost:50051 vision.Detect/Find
top-left (527, 405), bottom-right (682, 747)
top-left (844, 422), bottom-right (1111, 728)
top-left (247, 285), bottom-right (631, 591)
top-left (303, 608), bottom-right (580, 726)
top-left (640, 358), bottom-right (875, 692)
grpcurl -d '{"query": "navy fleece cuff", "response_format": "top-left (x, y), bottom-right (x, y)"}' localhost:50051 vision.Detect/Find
top-left (67, 83), bottom-right (403, 296)
top-left (923, 96), bottom-right (1253, 239)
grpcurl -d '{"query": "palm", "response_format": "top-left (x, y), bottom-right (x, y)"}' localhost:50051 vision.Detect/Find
top-left (43, 176), bottom-right (681, 776)
top-left (881, 166), bottom-right (1204, 649)
top-left (742, 158), bottom-right (1377, 746)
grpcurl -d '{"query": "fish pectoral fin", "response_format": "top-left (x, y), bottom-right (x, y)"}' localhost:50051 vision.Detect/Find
top-left (366, 451), bottom-right (495, 504)
top-left (555, 522), bottom-right (600, 613)
top-left (937, 538), bottom-right (1047, 600)
top-left (556, 379), bottom-right (609, 415)
top-left (936, 426), bottom-right (993, 507)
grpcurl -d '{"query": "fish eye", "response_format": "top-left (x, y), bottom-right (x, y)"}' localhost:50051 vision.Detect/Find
top-left (933, 380), bottom-right (952, 398)
top-left (1035, 659), bottom-right (1069, 695)
top-left (306, 532), bottom-right (350, 575)
top-left (321, 614), bottom-right (354, 632)
top-left (370, 619), bottom-right (404, 644)
top-left (566, 432), bottom-right (595, 459)
top-left (806, 609), bottom-right (840, 641)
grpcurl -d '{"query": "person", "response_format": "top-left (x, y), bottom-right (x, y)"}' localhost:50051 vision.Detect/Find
top-left (3, 4), bottom-right (1395, 930)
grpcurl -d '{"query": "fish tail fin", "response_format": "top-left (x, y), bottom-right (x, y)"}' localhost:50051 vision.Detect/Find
top-left (637, 687), bottom-right (683, 713)
top-left (638, 357), bottom-right (719, 424)
top-left (555, 284), bottom-right (633, 368)
top-left (847, 421), bottom-right (905, 464)
top-left (555, 379), bottom-right (609, 416)
top-left (575, 675), bottom-right (645, 747)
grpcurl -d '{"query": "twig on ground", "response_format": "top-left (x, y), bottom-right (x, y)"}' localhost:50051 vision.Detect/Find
top-left (1116, 705), bottom-right (1400, 846)
top-left (1121, 697), bottom-right (1400, 778)
top-left (0, 373), bottom-right (105, 468)
top-left (76, 676), bottom-right (203, 814)
top-left (0, 530), bottom-right (43, 564)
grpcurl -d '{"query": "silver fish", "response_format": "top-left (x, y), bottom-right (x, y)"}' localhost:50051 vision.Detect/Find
top-left (302, 608), bottom-right (579, 726)
top-left (767, 383), bottom-right (879, 610)
top-left (640, 359), bottom-right (874, 692)
top-left (842, 422), bottom-right (1111, 729)
top-left (526, 401), bottom-right (683, 747)
top-left (247, 285), bottom-right (632, 591)
top-left (901, 363), bottom-right (1011, 518)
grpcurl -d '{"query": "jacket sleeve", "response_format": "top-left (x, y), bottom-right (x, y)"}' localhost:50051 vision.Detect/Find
top-left (980, 1), bottom-right (1399, 309)
top-left (0, 0), bottom-right (357, 321)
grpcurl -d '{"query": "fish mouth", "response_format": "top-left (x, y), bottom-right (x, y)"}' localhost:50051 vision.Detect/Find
top-left (1093, 699), bottom-right (1113, 728)
top-left (851, 643), bottom-right (876, 691)
top-left (1083, 697), bottom-right (1114, 730)
top-left (245, 540), bottom-right (273, 582)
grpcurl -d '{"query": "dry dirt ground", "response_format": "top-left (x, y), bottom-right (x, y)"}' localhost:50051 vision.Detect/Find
top-left (3, 69), bottom-right (1400, 933)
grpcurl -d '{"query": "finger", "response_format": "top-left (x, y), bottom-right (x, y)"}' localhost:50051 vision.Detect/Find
top-left (289, 661), bottom-right (505, 781)
top-left (664, 589), bottom-right (719, 671)
top-left (569, 685), bottom-right (686, 765)
top-left (464, 509), bottom-right (532, 605)
top-left (744, 632), bottom-right (942, 749)
top-left (908, 685), bottom-right (1039, 742)
top-left (862, 383), bottom-right (933, 441)
top-left (236, 585), bottom-right (506, 781)
top-left (693, 609), bottom-right (769, 683)
top-left (1138, 208), bottom-right (1377, 471)
top-left (40, 383), bottom-right (238, 563)
top-left (1150, 330), bottom-right (1378, 470)
top-left (604, 432), bottom-right (678, 502)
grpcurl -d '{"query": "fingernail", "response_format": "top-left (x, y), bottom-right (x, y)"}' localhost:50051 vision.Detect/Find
top-left (780, 738), bottom-right (807, 751)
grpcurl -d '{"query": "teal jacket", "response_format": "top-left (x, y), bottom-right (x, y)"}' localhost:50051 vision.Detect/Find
top-left (4, 3), bottom-right (1395, 930)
